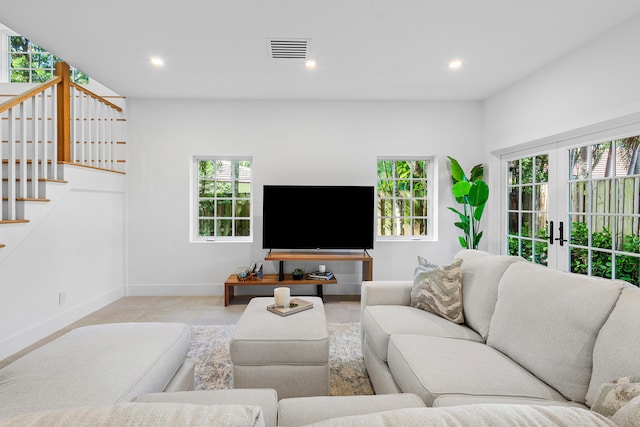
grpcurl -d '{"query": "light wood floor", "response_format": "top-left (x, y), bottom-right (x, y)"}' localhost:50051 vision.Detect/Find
top-left (0, 295), bottom-right (361, 369)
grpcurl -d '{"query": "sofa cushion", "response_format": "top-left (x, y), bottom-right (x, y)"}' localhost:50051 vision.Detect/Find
top-left (387, 334), bottom-right (566, 406)
top-left (136, 389), bottom-right (278, 427)
top-left (587, 286), bottom-right (640, 406)
top-left (278, 393), bottom-right (425, 426)
top-left (433, 394), bottom-right (587, 408)
top-left (0, 402), bottom-right (265, 427)
top-left (301, 405), bottom-right (615, 427)
top-left (411, 258), bottom-right (464, 323)
top-left (591, 376), bottom-right (640, 418)
top-left (0, 322), bottom-right (191, 418)
top-left (487, 262), bottom-right (625, 403)
top-left (455, 249), bottom-right (522, 340)
top-left (362, 306), bottom-right (482, 362)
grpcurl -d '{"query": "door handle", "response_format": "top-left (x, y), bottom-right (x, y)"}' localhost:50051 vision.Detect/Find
top-left (555, 221), bottom-right (568, 246)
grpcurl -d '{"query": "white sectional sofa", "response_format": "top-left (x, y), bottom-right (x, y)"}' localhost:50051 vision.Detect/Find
top-left (2, 252), bottom-right (639, 426)
top-left (361, 249), bottom-right (640, 411)
top-left (0, 322), bottom-right (194, 419)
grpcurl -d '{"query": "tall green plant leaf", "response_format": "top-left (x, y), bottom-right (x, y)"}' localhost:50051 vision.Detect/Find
top-left (468, 181), bottom-right (489, 206)
top-left (452, 181), bottom-right (471, 198)
top-left (473, 203), bottom-right (486, 221)
top-left (448, 156), bottom-right (489, 250)
top-left (470, 164), bottom-right (484, 182)
top-left (448, 156), bottom-right (467, 183)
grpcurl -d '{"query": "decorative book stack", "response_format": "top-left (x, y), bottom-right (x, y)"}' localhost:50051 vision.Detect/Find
top-left (267, 298), bottom-right (314, 316)
top-left (307, 271), bottom-right (334, 280)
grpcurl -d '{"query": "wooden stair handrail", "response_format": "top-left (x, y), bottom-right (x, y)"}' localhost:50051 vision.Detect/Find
top-left (70, 82), bottom-right (122, 112)
top-left (0, 76), bottom-right (62, 114)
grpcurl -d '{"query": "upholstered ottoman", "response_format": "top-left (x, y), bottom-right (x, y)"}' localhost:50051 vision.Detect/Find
top-left (230, 297), bottom-right (329, 399)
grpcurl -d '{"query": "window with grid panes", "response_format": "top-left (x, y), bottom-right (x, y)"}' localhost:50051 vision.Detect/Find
top-left (194, 158), bottom-right (252, 241)
top-left (377, 158), bottom-right (433, 240)
top-left (9, 36), bottom-right (88, 84)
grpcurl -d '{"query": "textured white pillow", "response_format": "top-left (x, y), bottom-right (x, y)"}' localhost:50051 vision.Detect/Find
top-left (612, 395), bottom-right (640, 427)
top-left (591, 376), bottom-right (640, 418)
top-left (411, 258), bottom-right (464, 324)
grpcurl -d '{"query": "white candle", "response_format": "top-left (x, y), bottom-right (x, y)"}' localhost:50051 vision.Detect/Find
top-left (319, 264), bottom-right (326, 273)
top-left (274, 287), bottom-right (290, 308)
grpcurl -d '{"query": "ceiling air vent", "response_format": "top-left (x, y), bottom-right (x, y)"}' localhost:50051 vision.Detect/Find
top-left (267, 38), bottom-right (310, 59)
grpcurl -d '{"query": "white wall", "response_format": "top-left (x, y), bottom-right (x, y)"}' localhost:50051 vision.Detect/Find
top-left (484, 14), bottom-right (640, 154)
top-left (0, 166), bottom-right (126, 360)
top-left (482, 14), bottom-right (640, 254)
top-left (126, 100), bottom-right (483, 296)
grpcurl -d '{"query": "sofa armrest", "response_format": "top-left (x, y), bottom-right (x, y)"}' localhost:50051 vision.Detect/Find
top-left (361, 280), bottom-right (413, 321)
top-left (361, 280), bottom-right (413, 306)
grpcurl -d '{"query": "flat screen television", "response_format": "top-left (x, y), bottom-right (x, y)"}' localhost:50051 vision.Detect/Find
top-left (262, 185), bottom-right (374, 250)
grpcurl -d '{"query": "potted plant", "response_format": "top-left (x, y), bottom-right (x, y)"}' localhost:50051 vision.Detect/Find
top-left (292, 268), bottom-right (304, 280)
top-left (447, 156), bottom-right (489, 249)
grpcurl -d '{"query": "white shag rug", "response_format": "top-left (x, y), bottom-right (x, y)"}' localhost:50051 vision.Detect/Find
top-left (188, 322), bottom-right (374, 396)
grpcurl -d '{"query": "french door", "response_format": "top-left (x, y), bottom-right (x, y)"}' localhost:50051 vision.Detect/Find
top-left (502, 137), bottom-right (640, 286)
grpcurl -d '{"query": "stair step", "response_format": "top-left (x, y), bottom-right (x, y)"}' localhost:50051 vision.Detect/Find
top-left (2, 159), bottom-right (53, 164)
top-left (2, 198), bottom-right (50, 202)
top-left (0, 219), bottom-right (29, 224)
top-left (1, 178), bottom-right (68, 183)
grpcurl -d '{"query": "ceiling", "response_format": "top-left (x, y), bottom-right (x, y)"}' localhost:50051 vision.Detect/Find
top-left (2, 1), bottom-right (640, 101)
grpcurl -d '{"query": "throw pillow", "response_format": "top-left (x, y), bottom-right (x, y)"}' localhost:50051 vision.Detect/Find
top-left (612, 395), bottom-right (640, 427)
top-left (411, 258), bottom-right (464, 324)
top-left (413, 256), bottom-right (440, 279)
top-left (591, 376), bottom-right (640, 418)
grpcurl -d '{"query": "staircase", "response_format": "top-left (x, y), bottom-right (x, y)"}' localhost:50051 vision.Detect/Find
top-left (1, 62), bottom-right (126, 253)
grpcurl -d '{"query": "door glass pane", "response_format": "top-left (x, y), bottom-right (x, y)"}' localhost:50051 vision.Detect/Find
top-left (567, 139), bottom-right (640, 286)
top-left (504, 154), bottom-right (549, 265)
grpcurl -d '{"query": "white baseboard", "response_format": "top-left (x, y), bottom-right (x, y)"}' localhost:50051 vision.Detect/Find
top-left (0, 287), bottom-right (124, 361)
top-left (127, 283), bottom-right (224, 296)
top-left (126, 282), bottom-right (362, 296)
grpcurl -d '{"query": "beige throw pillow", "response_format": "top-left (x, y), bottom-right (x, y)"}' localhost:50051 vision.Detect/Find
top-left (591, 376), bottom-right (640, 418)
top-left (411, 258), bottom-right (464, 324)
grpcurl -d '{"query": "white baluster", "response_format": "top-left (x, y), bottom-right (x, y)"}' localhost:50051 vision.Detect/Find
top-left (51, 87), bottom-right (58, 180)
top-left (7, 108), bottom-right (16, 220)
top-left (31, 95), bottom-right (39, 198)
top-left (42, 88), bottom-right (49, 180)
top-left (70, 86), bottom-right (76, 164)
top-left (79, 92), bottom-right (85, 165)
top-left (87, 97), bottom-right (92, 167)
top-left (19, 103), bottom-right (27, 199)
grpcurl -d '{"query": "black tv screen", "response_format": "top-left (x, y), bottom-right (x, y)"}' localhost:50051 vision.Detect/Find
top-left (262, 185), bottom-right (374, 250)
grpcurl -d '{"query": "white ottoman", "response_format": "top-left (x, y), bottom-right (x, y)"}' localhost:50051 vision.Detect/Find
top-left (229, 297), bottom-right (329, 399)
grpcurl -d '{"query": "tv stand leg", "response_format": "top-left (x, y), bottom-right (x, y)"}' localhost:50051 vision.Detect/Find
top-left (278, 261), bottom-right (284, 281)
top-left (317, 284), bottom-right (323, 301)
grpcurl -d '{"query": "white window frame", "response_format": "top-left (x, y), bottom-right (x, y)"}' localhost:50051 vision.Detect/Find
top-left (190, 156), bottom-right (253, 243)
top-left (376, 156), bottom-right (437, 242)
top-left (1, 31), bottom-right (88, 84)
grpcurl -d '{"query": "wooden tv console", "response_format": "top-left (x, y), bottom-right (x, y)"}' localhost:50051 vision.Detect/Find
top-left (223, 251), bottom-right (373, 306)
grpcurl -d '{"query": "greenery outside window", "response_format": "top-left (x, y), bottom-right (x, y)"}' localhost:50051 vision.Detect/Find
top-left (193, 157), bottom-right (252, 242)
top-left (568, 138), bottom-right (640, 285)
top-left (377, 158), bottom-right (434, 240)
top-left (9, 36), bottom-right (88, 84)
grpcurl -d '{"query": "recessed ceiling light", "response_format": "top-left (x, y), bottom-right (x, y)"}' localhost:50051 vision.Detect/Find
top-left (449, 59), bottom-right (462, 70)
top-left (150, 57), bottom-right (164, 67)
top-left (305, 59), bottom-right (317, 69)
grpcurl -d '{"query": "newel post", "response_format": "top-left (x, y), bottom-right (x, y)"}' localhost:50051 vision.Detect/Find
top-left (55, 62), bottom-right (71, 163)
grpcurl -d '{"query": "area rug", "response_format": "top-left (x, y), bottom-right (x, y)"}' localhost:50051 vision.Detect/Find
top-left (188, 322), bottom-right (374, 396)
